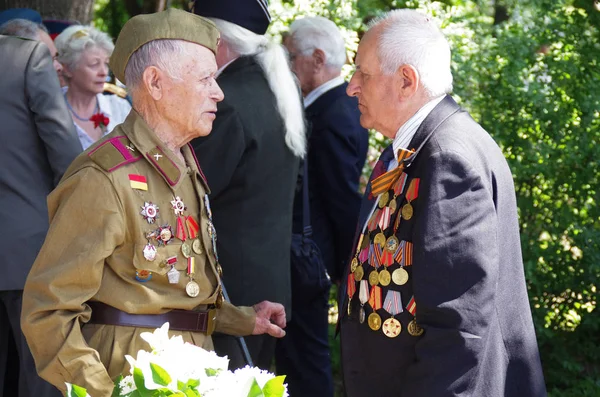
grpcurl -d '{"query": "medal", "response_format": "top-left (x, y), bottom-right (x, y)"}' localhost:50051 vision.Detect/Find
top-left (353, 265), bottom-right (364, 281)
top-left (401, 178), bottom-right (420, 221)
top-left (385, 235), bottom-right (399, 253)
top-left (135, 269), bottom-right (152, 282)
top-left (204, 194), bottom-right (213, 220)
top-left (389, 198), bottom-right (397, 214)
top-left (392, 267), bottom-right (409, 285)
top-left (143, 243), bottom-right (157, 261)
top-left (181, 241), bottom-right (192, 258)
top-left (216, 263), bottom-right (223, 278)
top-left (378, 191), bottom-right (389, 208)
top-left (408, 319), bottom-right (424, 336)
top-left (350, 257), bottom-right (359, 272)
top-left (378, 268), bottom-right (391, 286)
top-left (157, 225), bottom-right (173, 245)
top-left (382, 317), bottom-right (402, 338)
top-left (170, 196), bottom-right (186, 216)
top-left (368, 270), bottom-right (379, 286)
top-left (382, 290), bottom-right (403, 337)
top-left (347, 273), bottom-right (356, 317)
top-left (401, 203), bottom-right (413, 220)
top-left (167, 266), bottom-right (180, 284)
top-left (140, 202), bottom-right (159, 224)
top-left (368, 312), bottom-right (382, 331)
top-left (373, 232), bottom-right (386, 248)
top-left (359, 307), bottom-right (366, 323)
top-left (186, 280), bottom-right (200, 297)
top-left (358, 280), bottom-right (369, 324)
top-left (192, 238), bottom-right (203, 255)
top-left (215, 286), bottom-right (224, 308)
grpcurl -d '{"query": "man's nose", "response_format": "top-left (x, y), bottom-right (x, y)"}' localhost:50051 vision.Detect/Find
top-left (346, 74), bottom-right (360, 97)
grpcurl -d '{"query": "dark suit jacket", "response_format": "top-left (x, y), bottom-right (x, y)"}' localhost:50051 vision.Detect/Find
top-left (191, 56), bottom-right (300, 316)
top-left (0, 36), bottom-right (82, 291)
top-left (339, 96), bottom-right (546, 396)
top-left (292, 82), bottom-right (368, 283)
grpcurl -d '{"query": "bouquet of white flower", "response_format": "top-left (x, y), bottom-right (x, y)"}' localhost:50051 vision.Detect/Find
top-left (65, 323), bottom-right (287, 397)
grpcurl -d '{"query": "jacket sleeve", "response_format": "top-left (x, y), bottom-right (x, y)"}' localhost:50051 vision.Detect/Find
top-left (21, 167), bottom-right (125, 396)
top-left (312, 111), bottom-right (364, 280)
top-left (215, 302), bottom-right (256, 336)
top-left (403, 150), bottom-right (500, 396)
top-left (25, 42), bottom-right (82, 186)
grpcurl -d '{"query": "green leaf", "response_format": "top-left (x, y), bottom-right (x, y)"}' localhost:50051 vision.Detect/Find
top-left (112, 375), bottom-right (124, 397)
top-left (186, 379), bottom-right (200, 389)
top-left (246, 378), bottom-right (264, 397)
top-left (262, 376), bottom-right (286, 397)
top-left (150, 362), bottom-right (172, 387)
top-left (133, 367), bottom-right (150, 394)
top-left (69, 384), bottom-right (89, 397)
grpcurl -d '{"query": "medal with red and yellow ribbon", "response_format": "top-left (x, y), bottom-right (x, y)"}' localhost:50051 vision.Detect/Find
top-left (367, 285), bottom-right (383, 331)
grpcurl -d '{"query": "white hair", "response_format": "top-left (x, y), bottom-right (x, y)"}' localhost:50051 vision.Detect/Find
top-left (370, 9), bottom-right (453, 98)
top-left (0, 18), bottom-right (42, 40)
top-left (55, 25), bottom-right (114, 70)
top-left (289, 16), bottom-right (346, 70)
top-left (210, 18), bottom-right (306, 158)
top-left (124, 39), bottom-right (191, 90)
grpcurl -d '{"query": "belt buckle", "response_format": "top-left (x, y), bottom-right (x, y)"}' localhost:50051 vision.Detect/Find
top-left (206, 308), bottom-right (217, 336)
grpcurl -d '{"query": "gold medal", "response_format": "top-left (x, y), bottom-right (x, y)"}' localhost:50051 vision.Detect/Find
top-left (359, 307), bottom-right (366, 324)
top-left (389, 198), bottom-right (397, 213)
top-left (378, 269), bottom-right (391, 286)
top-left (378, 192), bottom-right (389, 208)
top-left (373, 232), bottom-right (386, 247)
top-left (368, 312), bottom-right (382, 331)
top-left (382, 317), bottom-right (402, 338)
top-left (181, 241), bottom-right (192, 258)
top-left (192, 238), bottom-right (203, 255)
top-left (392, 267), bottom-right (409, 285)
top-left (401, 202), bottom-right (413, 220)
top-left (215, 287), bottom-right (224, 308)
top-left (350, 257), bottom-right (359, 272)
top-left (385, 235), bottom-right (399, 253)
top-left (185, 280), bottom-right (200, 297)
top-left (368, 270), bottom-right (379, 286)
top-left (353, 265), bottom-right (364, 281)
top-left (347, 299), bottom-right (352, 316)
top-left (408, 319), bottom-right (424, 336)
top-left (216, 263), bottom-right (223, 278)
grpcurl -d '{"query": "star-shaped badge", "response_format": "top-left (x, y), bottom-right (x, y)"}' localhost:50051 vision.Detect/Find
top-left (171, 196), bottom-right (187, 216)
top-left (140, 202), bottom-right (159, 224)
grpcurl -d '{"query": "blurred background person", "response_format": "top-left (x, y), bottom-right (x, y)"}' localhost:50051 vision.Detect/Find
top-left (190, 0), bottom-right (306, 371)
top-left (276, 16), bottom-right (368, 397)
top-left (0, 31), bottom-right (82, 397)
top-left (55, 25), bottom-right (131, 150)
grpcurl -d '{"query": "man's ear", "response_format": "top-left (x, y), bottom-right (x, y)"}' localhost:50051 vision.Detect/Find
top-left (397, 64), bottom-right (420, 97)
top-left (313, 48), bottom-right (326, 70)
top-left (142, 66), bottom-right (164, 101)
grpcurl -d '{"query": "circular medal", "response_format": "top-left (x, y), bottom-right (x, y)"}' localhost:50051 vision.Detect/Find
top-left (378, 192), bottom-right (389, 208)
top-left (401, 203), bottom-right (413, 220)
top-left (192, 238), bottom-right (203, 255)
top-left (170, 196), bottom-right (186, 216)
top-left (135, 270), bottom-right (152, 282)
top-left (143, 243), bottom-right (157, 261)
top-left (140, 202), bottom-right (159, 224)
top-left (186, 280), bottom-right (200, 297)
top-left (389, 198), bottom-right (397, 214)
top-left (350, 257), bottom-right (359, 272)
top-left (373, 232), bottom-right (386, 248)
top-left (359, 307), bottom-right (366, 324)
top-left (181, 241), bottom-right (192, 258)
top-left (392, 267), bottom-right (409, 285)
top-left (378, 268), bottom-right (391, 286)
top-left (368, 312), bottom-right (382, 331)
top-left (353, 265), bottom-right (364, 281)
top-left (408, 319), bottom-right (424, 336)
top-left (382, 317), bottom-right (402, 338)
top-left (385, 236), bottom-right (399, 253)
top-left (368, 270), bottom-right (379, 286)
top-left (159, 227), bottom-right (173, 243)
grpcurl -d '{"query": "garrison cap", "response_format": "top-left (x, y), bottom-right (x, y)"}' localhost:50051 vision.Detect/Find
top-left (191, 0), bottom-right (271, 35)
top-left (110, 8), bottom-right (219, 84)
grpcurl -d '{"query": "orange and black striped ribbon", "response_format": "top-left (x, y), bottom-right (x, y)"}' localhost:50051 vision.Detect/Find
top-left (370, 148), bottom-right (415, 196)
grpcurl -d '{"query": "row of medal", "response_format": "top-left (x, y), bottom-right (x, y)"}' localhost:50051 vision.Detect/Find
top-left (136, 194), bottom-right (223, 305)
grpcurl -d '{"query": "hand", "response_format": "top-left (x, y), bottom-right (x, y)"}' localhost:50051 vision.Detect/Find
top-left (252, 300), bottom-right (287, 338)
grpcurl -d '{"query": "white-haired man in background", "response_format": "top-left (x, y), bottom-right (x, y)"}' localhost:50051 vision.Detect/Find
top-left (277, 16), bottom-right (369, 397)
top-left (189, 0), bottom-right (306, 371)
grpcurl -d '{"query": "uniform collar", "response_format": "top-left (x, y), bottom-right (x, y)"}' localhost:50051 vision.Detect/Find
top-left (120, 110), bottom-right (207, 191)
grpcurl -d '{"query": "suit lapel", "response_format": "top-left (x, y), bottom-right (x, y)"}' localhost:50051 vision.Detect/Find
top-left (305, 82), bottom-right (349, 118)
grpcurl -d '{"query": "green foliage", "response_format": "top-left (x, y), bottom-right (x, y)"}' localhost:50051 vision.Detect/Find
top-left (69, 384), bottom-right (89, 397)
top-left (150, 363), bottom-right (172, 387)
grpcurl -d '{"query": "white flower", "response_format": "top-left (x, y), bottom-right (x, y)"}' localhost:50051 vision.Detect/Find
top-left (118, 376), bottom-right (135, 395)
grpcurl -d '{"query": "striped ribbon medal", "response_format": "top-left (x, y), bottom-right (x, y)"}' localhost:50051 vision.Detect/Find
top-left (382, 290), bottom-right (403, 338)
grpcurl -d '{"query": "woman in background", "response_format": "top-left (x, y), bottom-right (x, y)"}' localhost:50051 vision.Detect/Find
top-left (55, 25), bottom-right (131, 150)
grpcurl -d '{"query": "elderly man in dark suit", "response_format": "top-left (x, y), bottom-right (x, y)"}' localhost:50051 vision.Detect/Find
top-left (277, 16), bottom-right (368, 397)
top-left (0, 34), bottom-right (81, 397)
top-left (338, 10), bottom-right (547, 396)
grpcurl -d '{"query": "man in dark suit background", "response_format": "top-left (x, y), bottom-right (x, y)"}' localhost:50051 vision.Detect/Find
top-left (339, 10), bottom-right (547, 396)
top-left (0, 34), bottom-right (82, 396)
top-left (277, 16), bottom-right (368, 397)
top-left (189, 0), bottom-right (305, 370)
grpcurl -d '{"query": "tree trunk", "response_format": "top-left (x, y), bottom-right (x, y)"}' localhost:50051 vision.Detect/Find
top-left (0, 0), bottom-right (95, 24)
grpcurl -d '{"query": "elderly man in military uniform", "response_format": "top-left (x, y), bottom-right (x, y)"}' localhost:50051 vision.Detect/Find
top-left (21, 9), bottom-right (286, 396)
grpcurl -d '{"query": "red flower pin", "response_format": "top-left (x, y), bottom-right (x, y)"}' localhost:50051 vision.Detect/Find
top-left (90, 112), bottom-right (110, 129)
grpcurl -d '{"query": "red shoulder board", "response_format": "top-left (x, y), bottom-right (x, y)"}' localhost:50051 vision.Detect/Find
top-left (88, 136), bottom-right (142, 172)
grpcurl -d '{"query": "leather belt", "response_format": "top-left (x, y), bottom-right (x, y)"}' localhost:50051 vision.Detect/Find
top-left (87, 302), bottom-right (217, 335)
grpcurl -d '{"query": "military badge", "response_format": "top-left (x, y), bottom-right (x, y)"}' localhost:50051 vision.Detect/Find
top-left (143, 243), bottom-right (157, 261)
top-left (171, 196), bottom-right (186, 216)
top-left (135, 269), bottom-right (152, 282)
top-left (156, 225), bottom-right (174, 246)
top-left (140, 202), bottom-right (159, 224)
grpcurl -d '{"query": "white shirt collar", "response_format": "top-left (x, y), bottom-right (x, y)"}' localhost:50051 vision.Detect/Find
top-left (392, 95), bottom-right (445, 162)
top-left (303, 76), bottom-right (345, 108)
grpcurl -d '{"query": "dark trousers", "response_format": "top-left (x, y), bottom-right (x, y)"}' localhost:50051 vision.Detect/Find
top-left (0, 290), bottom-right (62, 397)
top-left (212, 333), bottom-right (276, 371)
top-left (275, 286), bottom-right (334, 397)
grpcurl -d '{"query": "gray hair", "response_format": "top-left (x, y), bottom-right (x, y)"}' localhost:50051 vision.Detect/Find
top-left (54, 25), bottom-right (114, 70)
top-left (210, 18), bottom-right (306, 158)
top-left (289, 16), bottom-right (346, 70)
top-left (0, 18), bottom-right (43, 40)
top-left (369, 9), bottom-right (453, 98)
top-left (124, 39), bottom-right (190, 90)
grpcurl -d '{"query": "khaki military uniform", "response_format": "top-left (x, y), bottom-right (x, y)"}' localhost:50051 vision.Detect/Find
top-left (21, 111), bottom-right (255, 396)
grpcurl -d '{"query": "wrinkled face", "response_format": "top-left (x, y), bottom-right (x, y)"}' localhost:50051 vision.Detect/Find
top-left (285, 38), bottom-right (315, 96)
top-left (37, 30), bottom-right (62, 75)
top-left (64, 46), bottom-right (109, 95)
top-left (159, 43), bottom-right (224, 139)
top-left (346, 28), bottom-right (403, 138)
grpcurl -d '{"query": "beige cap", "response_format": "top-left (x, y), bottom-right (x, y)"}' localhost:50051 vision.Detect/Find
top-left (110, 8), bottom-right (219, 84)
